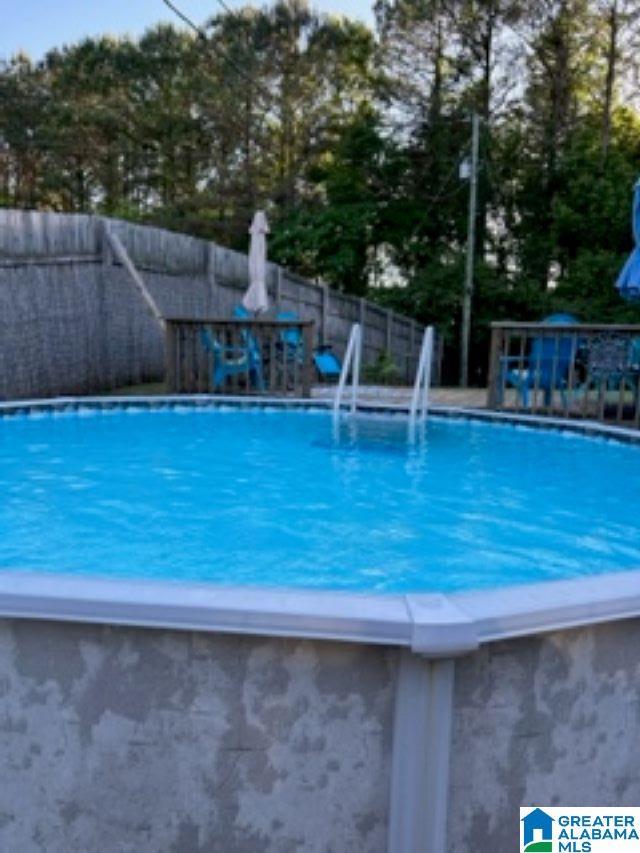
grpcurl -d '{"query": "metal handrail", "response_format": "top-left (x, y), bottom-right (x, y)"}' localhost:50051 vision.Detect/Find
top-left (409, 326), bottom-right (434, 431)
top-left (333, 323), bottom-right (362, 419)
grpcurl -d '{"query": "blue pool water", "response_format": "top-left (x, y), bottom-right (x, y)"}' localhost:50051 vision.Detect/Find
top-left (0, 406), bottom-right (639, 593)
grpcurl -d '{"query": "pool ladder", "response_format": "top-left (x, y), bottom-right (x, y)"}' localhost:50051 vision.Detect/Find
top-left (408, 326), bottom-right (435, 440)
top-left (333, 323), bottom-right (362, 420)
top-left (333, 323), bottom-right (434, 440)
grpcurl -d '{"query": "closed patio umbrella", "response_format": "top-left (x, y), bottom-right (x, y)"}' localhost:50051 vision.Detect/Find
top-left (242, 211), bottom-right (270, 314)
top-left (616, 178), bottom-right (640, 302)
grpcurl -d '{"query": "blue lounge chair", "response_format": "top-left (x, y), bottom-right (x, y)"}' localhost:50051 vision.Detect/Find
top-left (500, 313), bottom-right (579, 407)
top-left (275, 310), bottom-right (342, 380)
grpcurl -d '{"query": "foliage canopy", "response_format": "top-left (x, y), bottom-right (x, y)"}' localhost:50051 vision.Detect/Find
top-left (2, 0), bottom-right (640, 381)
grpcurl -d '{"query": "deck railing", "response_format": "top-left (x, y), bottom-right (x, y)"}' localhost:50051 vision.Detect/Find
top-left (487, 322), bottom-right (640, 427)
top-left (165, 317), bottom-right (315, 398)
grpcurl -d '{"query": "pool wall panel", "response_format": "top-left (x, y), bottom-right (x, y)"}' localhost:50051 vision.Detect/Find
top-left (1, 614), bottom-right (640, 851)
top-left (448, 618), bottom-right (640, 851)
top-left (0, 618), bottom-right (395, 853)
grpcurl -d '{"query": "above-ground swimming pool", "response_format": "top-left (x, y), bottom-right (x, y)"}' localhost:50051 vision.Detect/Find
top-left (1, 402), bottom-right (639, 593)
top-left (2, 398), bottom-right (640, 853)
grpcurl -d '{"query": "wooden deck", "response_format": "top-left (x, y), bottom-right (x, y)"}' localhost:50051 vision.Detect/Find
top-left (488, 321), bottom-right (640, 428)
top-left (164, 317), bottom-right (315, 398)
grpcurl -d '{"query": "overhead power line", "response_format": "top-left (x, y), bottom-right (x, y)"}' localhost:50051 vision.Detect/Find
top-left (213, 0), bottom-right (237, 17)
top-left (160, 0), bottom-right (270, 102)
top-left (161, 0), bottom-right (207, 38)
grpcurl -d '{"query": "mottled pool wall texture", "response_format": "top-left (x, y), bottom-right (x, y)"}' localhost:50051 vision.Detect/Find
top-left (0, 620), bottom-right (395, 853)
top-left (0, 617), bottom-right (638, 852)
top-left (448, 618), bottom-right (640, 852)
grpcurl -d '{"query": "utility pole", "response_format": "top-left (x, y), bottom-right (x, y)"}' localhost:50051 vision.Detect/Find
top-left (460, 112), bottom-right (481, 388)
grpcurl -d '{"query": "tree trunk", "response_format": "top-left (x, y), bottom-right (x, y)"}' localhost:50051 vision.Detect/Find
top-left (601, 0), bottom-right (618, 160)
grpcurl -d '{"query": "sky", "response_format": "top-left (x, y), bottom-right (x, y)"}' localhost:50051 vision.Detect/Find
top-left (2, 0), bottom-right (374, 61)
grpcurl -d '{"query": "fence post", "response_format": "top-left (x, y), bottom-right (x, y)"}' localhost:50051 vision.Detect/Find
top-left (487, 324), bottom-right (503, 408)
top-left (165, 322), bottom-right (177, 393)
top-left (386, 309), bottom-right (393, 352)
top-left (96, 218), bottom-right (112, 389)
top-left (99, 218), bottom-right (113, 265)
top-left (321, 283), bottom-right (329, 344)
top-left (207, 243), bottom-right (218, 312)
top-left (410, 321), bottom-right (416, 382)
top-left (436, 331), bottom-right (444, 388)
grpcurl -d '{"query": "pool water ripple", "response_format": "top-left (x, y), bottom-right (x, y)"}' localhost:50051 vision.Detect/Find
top-left (0, 408), bottom-right (638, 593)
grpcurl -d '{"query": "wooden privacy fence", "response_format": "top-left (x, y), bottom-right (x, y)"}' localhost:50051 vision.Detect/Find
top-left (0, 210), bottom-right (438, 400)
top-left (487, 322), bottom-right (640, 427)
top-left (166, 318), bottom-right (315, 398)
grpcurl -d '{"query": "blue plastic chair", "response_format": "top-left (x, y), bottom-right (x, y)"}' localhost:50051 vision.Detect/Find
top-left (314, 346), bottom-right (342, 380)
top-left (276, 310), bottom-right (342, 380)
top-left (233, 305), bottom-right (251, 320)
top-left (276, 311), bottom-right (304, 356)
top-left (200, 308), bottom-right (264, 392)
top-left (233, 305), bottom-right (265, 375)
top-left (500, 314), bottom-right (579, 407)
